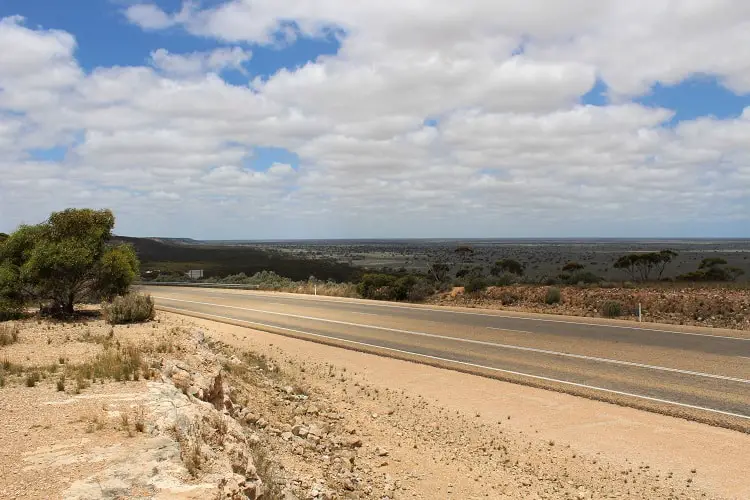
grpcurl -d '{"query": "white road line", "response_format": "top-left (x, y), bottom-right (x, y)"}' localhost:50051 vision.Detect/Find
top-left (156, 305), bottom-right (750, 422)
top-left (487, 327), bottom-right (534, 334)
top-left (149, 287), bottom-right (750, 342)
top-left (153, 296), bottom-right (750, 384)
top-left (352, 312), bottom-right (378, 316)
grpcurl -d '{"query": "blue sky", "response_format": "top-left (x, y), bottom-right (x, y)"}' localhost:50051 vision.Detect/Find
top-left (1, 1), bottom-right (749, 238)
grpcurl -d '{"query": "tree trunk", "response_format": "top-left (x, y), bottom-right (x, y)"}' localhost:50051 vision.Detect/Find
top-left (64, 292), bottom-right (75, 314)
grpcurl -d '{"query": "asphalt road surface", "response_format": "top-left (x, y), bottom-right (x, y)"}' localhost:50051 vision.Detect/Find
top-left (143, 285), bottom-right (750, 430)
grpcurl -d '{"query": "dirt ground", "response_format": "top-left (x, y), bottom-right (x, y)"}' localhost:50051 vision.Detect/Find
top-left (1, 311), bottom-right (747, 499)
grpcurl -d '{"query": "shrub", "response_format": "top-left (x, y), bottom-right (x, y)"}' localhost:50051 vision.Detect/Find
top-left (357, 274), bottom-right (398, 299)
top-left (499, 291), bottom-right (520, 305)
top-left (0, 300), bottom-right (24, 322)
top-left (103, 293), bottom-right (155, 325)
top-left (464, 277), bottom-right (487, 294)
top-left (492, 273), bottom-right (518, 287)
top-left (406, 279), bottom-right (435, 302)
top-left (563, 271), bottom-right (603, 285)
top-left (0, 324), bottom-right (19, 346)
top-left (25, 371), bottom-right (40, 387)
top-left (545, 287), bottom-right (561, 305)
top-left (601, 301), bottom-right (623, 318)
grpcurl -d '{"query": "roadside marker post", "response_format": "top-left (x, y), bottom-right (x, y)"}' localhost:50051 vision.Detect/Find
top-left (638, 303), bottom-right (642, 322)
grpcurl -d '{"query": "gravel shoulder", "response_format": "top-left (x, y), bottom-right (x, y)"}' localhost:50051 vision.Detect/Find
top-left (183, 313), bottom-right (750, 500)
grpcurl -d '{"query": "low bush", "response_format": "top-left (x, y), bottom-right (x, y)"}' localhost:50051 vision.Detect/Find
top-left (357, 273), bottom-right (435, 302)
top-left (464, 277), bottom-right (487, 294)
top-left (406, 279), bottom-right (435, 302)
top-left (499, 291), bottom-right (520, 305)
top-left (0, 300), bottom-right (24, 322)
top-left (492, 273), bottom-right (519, 287)
top-left (0, 323), bottom-right (19, 346)
top-left (103, 293), bottom-right (155, 325)
top-left (601, 301), bottom-right (623, 318)
top-left (25, 371), bottom-right (40, 387)
top-left (545, 287), bottom-right (562, 305)
top-left (560, 271), bottom-right (603, 285)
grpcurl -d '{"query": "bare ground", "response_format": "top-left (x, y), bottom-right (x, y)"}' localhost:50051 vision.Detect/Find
top-left (1, 310), bottom-right (747, 499)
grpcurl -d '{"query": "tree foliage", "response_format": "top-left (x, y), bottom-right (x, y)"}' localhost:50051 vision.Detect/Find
top-left (357, 273), bottom-right (434, 302)
top-left (678, 257), bottom-right (744, 282)
top-left (613, 250), bottom-right (678, 281)
top-left (491, 258), bottom-right (524, 276)
top-left (427, 262), bottom-right (450, 282)
top-left (0, 209), bottom-right (139, 314)
top-left (561, 261), bottom-right (585, 273)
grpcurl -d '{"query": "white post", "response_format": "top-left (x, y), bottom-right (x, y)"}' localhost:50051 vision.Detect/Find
top-left (314, 284), bottom-right (317, 296)
top-left (638, 303), bottom-right (642, 322)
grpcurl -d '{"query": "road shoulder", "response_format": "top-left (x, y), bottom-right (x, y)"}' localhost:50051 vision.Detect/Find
top-left (178, 312), bottom-right (750, 500)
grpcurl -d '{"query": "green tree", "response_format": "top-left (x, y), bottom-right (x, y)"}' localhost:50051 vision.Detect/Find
top-left (492, 258), bottom-right (524, 276)
top-left (614, 251), bottom-right (676, 281)
top-left (613, 254), bottom-right (639, 281)
top-left (427, 262), bottom-right (450, 282)
top-left (677, 257), bottom-right (744, 282)
top-left (655, 250), bottom-right (678, 279)
top-left (0, 209), bottom-right (139, 314)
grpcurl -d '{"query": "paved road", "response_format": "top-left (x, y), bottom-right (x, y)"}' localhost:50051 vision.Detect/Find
top-left (143, 286), bottom-right (750, 429)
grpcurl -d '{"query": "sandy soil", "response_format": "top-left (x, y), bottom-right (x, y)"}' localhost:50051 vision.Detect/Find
top-left (182, 313), bottom-right (750, 499)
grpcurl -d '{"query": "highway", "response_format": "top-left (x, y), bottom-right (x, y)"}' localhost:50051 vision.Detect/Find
top-left (143, 285), bottom-right (750, 431)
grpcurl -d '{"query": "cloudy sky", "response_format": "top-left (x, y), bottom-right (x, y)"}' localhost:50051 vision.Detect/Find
top-left (1, 1), bottom-right (749, 239)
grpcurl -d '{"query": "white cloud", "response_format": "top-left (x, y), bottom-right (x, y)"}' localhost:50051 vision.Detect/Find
top-left (123, 3), bottom-right (189, 30)
top-left (1, 5), bottom-right (749, 238)
top-left (150, 47), bottom-right (252, 77)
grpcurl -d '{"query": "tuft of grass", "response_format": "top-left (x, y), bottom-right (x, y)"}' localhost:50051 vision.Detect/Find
top-left (601, 300), bottom-right (623, 318)
top-left (134, 405), bottom-right (146, 433)
top-left (249, 441), bottom-right (283, 498)
top-left (175, 421), bottom-right (202, 477)
top-left (74, 345), bottom-right (145, 384)
top-left (545, 287), bottom-right (562, 305)
top-left (120, 412), bottom-right (132, 436)
top-left (103, 293), bottom-right (155, 325)
top-left (25, 371), bottom-right (41, 387)
top-left (0, 324), bottom-right (20, 346)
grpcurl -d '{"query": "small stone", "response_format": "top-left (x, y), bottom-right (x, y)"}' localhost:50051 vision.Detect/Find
top-left (345, 437), bottom-right (363, 448)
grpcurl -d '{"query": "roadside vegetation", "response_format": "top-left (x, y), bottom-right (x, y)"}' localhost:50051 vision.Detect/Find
top-left (103, 293), bottom-right (155, 325)
top-left (144, 246), bottom-right (749, 329)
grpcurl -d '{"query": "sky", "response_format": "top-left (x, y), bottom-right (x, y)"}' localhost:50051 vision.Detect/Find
top-left (1, 1), bottom-right (749, 239)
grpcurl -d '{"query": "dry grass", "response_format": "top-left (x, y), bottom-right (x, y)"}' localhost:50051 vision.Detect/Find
top-left (81, 408), bottom-right (107, 433)
top-left (72, 345), bottom-right (145, 383)
top-left (0, 323), bottom-right (20, 346)
top-left (134, 404), bottom-right (146, 433)
top-left (249, 442), bottom-right (283, 499)
top-left (174, 420), bottom-right (203, 477)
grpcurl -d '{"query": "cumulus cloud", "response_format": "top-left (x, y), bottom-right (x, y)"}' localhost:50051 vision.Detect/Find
top-left (0, 3), bottom-right (749, 237)
top-left (149, 47), bottom-right (252, 77)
